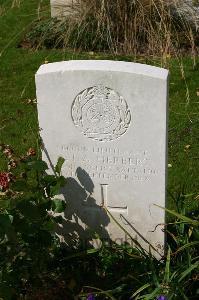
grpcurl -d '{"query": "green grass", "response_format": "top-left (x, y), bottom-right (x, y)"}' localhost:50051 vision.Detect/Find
top-left (0, 0), bottom-right (199, 211)
top-left (0, 2), bottom-right (198, 299)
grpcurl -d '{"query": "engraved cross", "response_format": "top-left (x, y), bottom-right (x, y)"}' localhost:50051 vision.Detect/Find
top-left (100, 184), bottom-right (128, 214)
top-left (82, 184), bottom-right (128, 214)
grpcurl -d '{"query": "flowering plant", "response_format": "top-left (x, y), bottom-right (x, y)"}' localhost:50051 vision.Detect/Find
top-left (0, 145), bottom-right (67, 299)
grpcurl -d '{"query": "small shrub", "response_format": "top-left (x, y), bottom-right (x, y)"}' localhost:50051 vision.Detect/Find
top-left (0, 144), bottom-right (68, 299)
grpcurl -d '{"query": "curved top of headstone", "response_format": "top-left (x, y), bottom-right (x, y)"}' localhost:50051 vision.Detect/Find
top-left (36, 60), bottom-right (168, 80)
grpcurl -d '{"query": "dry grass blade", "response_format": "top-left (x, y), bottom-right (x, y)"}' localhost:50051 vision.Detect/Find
top-left (56, 0), bottom-right (198, 61)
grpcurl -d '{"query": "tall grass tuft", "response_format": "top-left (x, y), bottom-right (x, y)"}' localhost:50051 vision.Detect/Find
top-left (55, 0), bottom-right (198, 60)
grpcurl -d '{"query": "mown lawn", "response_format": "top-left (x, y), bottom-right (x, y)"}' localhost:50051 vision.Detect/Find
top-left (0, 0), bottom-right (199, 211)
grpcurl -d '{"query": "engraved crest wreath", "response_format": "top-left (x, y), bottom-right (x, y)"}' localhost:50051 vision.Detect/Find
top-left (71, 85), bottom-right (131, 141)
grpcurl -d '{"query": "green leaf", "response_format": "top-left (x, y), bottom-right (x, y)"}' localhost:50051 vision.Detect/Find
top-left (184, 193), bottom-right (195, 198)
top-left (149, 250), bottom-right (160, 288)
top-left (154, 205), bottom-right (199, 226)
top-left (11, 179), bottom-right (29, 191)
top-left (52, 198), bottom-right (66, 213)
top-left (178, 261), bottom-right (199, 282)
top-left (27, 160), bottom-right (48, 172)
top-left (42, 219), bottom-right (55, 232)
top-left (0, 214), bottom-right (12, 230)
top-left (55, 157), bottom-right (65, 175)
top-left (137, 287), bottom-right (161, 300)
top-left (17, 200), bottom-right (46, 221)
top-left (131, 283), bottom-right (151, 298)
top-left (164, 247), bottom-right (171, 284)
top-left (50, 176), bottom-right (66, 196)
top-left (175, 241), bottom-right (199, 255)
top-left (42, 174), bottom-right (57, 184)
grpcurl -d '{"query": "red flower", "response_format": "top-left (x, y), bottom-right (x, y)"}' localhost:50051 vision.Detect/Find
top-left (0, 172), bottom-right (10, 191)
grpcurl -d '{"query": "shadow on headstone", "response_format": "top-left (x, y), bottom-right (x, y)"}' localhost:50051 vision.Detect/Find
top-left (76, 167), bottom-right (94, 195)
top-left (55, 168), bottom-right (110, 249)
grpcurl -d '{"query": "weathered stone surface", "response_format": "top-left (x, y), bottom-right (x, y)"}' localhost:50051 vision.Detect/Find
top-left (36, 60), bottom-right (169, 257)
top-left (50, 0), bottom-right (77, 18)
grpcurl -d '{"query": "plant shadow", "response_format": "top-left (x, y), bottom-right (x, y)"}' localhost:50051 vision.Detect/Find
top-left (56, 167), bottom-right (111, 249)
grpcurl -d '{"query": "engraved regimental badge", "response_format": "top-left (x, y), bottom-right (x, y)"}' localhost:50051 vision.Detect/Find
top-left (71, 85), bottom-right (131, 141)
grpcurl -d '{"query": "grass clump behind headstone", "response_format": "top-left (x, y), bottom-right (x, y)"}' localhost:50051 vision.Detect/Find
top-left (23, 0), bottom-right (198, 61)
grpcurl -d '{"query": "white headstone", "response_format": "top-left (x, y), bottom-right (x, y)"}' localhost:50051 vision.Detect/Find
top-left (50, 0), bottom-right (77, 18)
top-left (36, 60), bottom-right (169, 257)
